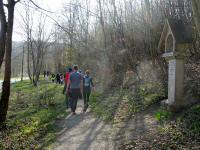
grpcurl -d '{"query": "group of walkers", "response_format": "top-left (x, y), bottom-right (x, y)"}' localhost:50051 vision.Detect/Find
top-left (63, 65), bottom-right (94, 115)
top-left (55, 73), bottom-right (64, 84)
top-left (44, 72), bottom-right (64, 84)
top-left (44, 70), bottom-right (50, 80)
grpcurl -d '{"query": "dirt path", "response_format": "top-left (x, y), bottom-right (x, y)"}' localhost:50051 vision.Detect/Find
top-left (53, 100), bottom-right (114, 150)
top-left (53, 100), bottom-right (160, 150)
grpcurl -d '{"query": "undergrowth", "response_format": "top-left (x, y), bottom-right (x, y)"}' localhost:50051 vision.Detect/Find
top-left (155, 107), bottom-right (172, 123)
top-left (0, 80), bottom-right (68, 149)
top-left (119, 104), bottom-right (200, 149)
top-left (90, 82), bottom-right (166, 123)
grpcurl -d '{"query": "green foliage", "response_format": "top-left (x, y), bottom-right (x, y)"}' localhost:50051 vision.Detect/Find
top-left (155, 108), bottom-right (172, 122)
top-left (181, 105), bottom-right (200, 133)
top-left (119, 104), bottom-right (200, 149)
top-left (0, 80), bottom-right (68, 149)
top-left (154, 104), bottom-right (200, 149)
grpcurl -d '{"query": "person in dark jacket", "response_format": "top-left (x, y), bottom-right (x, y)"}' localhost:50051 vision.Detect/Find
top-left (56, 73), bottom-right (60, 84)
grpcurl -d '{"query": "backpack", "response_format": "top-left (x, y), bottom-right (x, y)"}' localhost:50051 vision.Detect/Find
top-left (84, 76), bottom-right (91, 87)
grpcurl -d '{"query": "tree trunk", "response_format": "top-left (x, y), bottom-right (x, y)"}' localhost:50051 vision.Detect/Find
top-left (191, 0), bottom-right (200, 37)
top-left (0, 0), bottom-right (16, 123)
top-left (98, 0), bottom-right (107, 49)
top-left (0, 0), bottom-right (7, 68)
top-left (21, 46), bottom-right (24, 81)
top-left (27, 39), bottom-right (32, 82)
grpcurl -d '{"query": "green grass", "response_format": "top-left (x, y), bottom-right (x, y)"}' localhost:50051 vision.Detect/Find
top-left (155, 107), bottom-right (172, 123)
top-left (0, 80), bottom-right (68, 149)
top-left (181, 104), bottom-right (200, 133)
top-left (90, 92), bottom-right (108, 121)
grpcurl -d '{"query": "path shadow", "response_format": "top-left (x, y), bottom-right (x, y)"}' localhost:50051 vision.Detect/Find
top-left (55, 107), bottom-right (112, 150)
top-left (76, 119), bottom-right (106, 150)
top-left (113, 103), bottom-right (160, 149)
top-left (56, 112), bottom-right (91, 144)
top-left (113, 111), bottom-right (146, 149)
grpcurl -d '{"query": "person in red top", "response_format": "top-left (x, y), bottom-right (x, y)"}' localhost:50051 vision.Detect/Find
top-left (63, 67), bottom-right (72, 108)
top-left (65, 70), bottom-right (71, 84)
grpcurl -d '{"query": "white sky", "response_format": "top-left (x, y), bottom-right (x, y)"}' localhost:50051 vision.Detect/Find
top-left (13, 0), bottom-right (70, 41)
top-left (12, 0), bottom-right (99, 42)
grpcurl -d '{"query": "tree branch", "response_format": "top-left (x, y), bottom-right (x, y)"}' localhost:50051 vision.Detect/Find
top-left (14, 0), bottom-right (20, 4)
top-left (3, 3), bottom-right (8, 7)
top-left (28, 0), bottom-right (54, 13)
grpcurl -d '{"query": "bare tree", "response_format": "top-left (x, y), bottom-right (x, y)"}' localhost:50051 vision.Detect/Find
top-left (18, 0), bottom-right (34, 82)
top-left (21, 46), bottom-right (25, 81)
top-left (0, 0), bottom-right (20, 124)
top-left (30, 14), bottom-right (52, 86)
top-left (0, 0), bottom-right (6, 68)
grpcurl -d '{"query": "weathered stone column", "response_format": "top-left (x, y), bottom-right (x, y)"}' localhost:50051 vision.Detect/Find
top-left (162, 52), bottom-right (185, 110)
top-left (158, 19), bottom-right (192, 111)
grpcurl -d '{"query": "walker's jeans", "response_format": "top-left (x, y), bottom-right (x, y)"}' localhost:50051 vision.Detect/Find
top-left (70, 88), bottom-right (81, 112)
top-left (83, 87), bottom-right (91, 110)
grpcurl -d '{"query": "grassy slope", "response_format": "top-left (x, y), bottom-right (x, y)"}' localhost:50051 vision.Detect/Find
top-left (90, 83), bottom-right (166, 123)
top-left (119, 105), bottom-right (200, 149)
top-left (90, 83), bottom-right (200, 149)
top-left (0, 80), bottom-right (68, 149)
top-left (156, 105), bottom-right (200, 149)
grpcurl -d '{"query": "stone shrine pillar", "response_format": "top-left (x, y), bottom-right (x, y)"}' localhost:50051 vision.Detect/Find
top-left (158, 19), bottom-right (192, 111)
top-left (162, 52), bottom-right (185, 109)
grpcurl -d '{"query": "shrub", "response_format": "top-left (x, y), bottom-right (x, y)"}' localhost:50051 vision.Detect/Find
top-left (155, 108), bottom-right (172, 122)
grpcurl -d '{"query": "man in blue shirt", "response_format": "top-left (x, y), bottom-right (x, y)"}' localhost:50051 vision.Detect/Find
top-left (67, 65), bottom-right (83, 115)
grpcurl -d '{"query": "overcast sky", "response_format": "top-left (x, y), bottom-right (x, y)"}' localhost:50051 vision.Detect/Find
top-left (12, 0), bottom-right (99, 42)
top-left (13, 0), bottom-right (67, 41)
